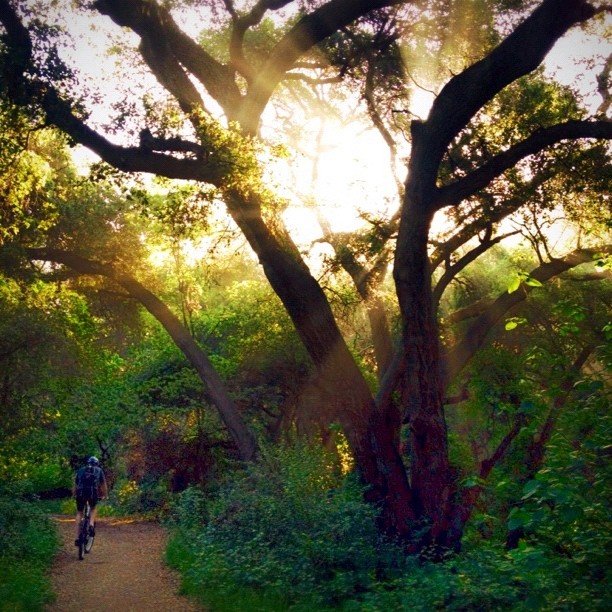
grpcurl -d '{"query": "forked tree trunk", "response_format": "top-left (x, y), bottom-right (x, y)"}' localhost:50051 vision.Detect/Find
top-left (222, 189), bottom-right (418, 538)
top-left (2, 0), bottom-right (606, 556)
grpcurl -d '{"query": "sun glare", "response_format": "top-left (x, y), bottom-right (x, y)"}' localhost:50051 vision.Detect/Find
top-left (277, 119), bottom-right (401, 248)
top-left (410, 88), bottom-right (435, 120)
top-left (58, 1), bottom-right (605, 272)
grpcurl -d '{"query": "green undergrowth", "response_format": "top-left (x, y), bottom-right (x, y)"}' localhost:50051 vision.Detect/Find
top-left (0, 490), bottom-right (59, 612)
top-left (165, 442), bottom-right (610, 611)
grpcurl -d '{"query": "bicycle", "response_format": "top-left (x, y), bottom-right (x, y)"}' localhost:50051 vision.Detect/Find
top-left (77, 500), bottom-right (95, 561)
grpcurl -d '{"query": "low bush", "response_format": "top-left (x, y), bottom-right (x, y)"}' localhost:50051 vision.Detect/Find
top-left (105, 477), bottom-right (173, 518)
top-left (166, 443), bottom-right (394, 610)
top-left (166, 439), bottom-right (610, 611)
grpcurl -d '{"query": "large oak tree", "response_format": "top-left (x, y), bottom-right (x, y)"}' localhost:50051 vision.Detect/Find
top-left (1, 0), bottom-right (610, 551)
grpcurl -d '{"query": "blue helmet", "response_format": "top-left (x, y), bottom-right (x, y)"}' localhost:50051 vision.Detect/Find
top-left (87, 456), bottom-right (100, 466)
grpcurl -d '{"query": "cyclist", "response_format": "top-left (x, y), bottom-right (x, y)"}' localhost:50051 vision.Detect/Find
top-left (73, 456), bottom-right (108, 546)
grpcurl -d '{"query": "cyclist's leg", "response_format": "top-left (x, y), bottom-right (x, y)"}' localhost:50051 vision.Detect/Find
top-left (75, 495), bottom-right (85, 544)
top-left (88, 494), bottom-right (99, 533)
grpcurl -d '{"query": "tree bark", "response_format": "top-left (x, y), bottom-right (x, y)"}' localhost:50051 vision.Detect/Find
top-left (394, 186), bottom-right (454, 547)
top-left (220, 190), bottom-right (417, 536)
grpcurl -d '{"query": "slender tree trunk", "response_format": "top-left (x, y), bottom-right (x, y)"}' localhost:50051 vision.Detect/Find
top-left (368, 297), bottom-right (394, 380)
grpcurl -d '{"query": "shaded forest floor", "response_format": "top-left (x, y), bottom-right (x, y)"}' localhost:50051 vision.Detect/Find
top-left (47, 515), bottom-right (202, 612)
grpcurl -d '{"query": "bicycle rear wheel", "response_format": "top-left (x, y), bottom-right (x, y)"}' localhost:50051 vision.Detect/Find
top-left (78, 518), bottom-right (86, 560)
top-left (78, 502), bottom-right (90, 560)
top-left (84, 527), bottom-right (95, 553)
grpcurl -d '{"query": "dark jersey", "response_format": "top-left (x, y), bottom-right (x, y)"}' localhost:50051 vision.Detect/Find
top-left (75, 465), bottom-right (105, 499)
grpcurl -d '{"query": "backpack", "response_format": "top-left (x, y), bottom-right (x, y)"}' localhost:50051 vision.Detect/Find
top-left (77, 465), bottom-right (99, 497)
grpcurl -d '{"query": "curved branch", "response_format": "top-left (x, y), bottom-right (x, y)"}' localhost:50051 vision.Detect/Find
top-left (229, 0), bottom-right (294, 82)
top-left (435, 120), bottom-right (612, 209)
top-left (138, 33), bottom-right (207, 120)
top-left (445, 298), bottom-right (493, 325)
top-left (0, 0), bottom-right (229, 183)
top-left (443, 245), bottom-right (612, 389)
top-left (36, 89), bottom-right (226, 182)
top-left (24, 247), bottom-right (258, 462)
top-left (432, 230), bottom-right (519, 308)
top-left (424, 0), bottom-right (598, 162)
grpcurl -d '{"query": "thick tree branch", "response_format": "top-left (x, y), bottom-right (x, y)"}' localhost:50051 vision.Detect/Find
top-left (237, 0), bottom-right (405, 132)
top-left (138, 34), bottom-right (208, 121)
top-left (330, 238), bottom-right (394, 378)
top-left (93, 0), bottom-right (241, 117)
top-left (283, 72), bottom-right (344, 85)
top-left (35, 90), bottom-right (226, 182)
top-left (445, 299), bottom-right (493, 325)
top-left (424, 0), bottom-right (598, 163)
top-left (229, 0), bottom-right (294, 82)
top-left (435, 120), bottom-right (612, 209)
top-left (24, 247), bottom-right (258, 462)
top-left (0, 0), bottom-right (230, 183)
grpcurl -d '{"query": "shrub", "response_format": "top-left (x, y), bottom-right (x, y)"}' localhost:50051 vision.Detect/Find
top-left (167, 434), bottom-right (611, 611)
top-left (167, 442), bottom-right (397, 610)
top-left (0, 492), bottom-right (59, 611)
top-left (105, 477), bottom-right (173, 517)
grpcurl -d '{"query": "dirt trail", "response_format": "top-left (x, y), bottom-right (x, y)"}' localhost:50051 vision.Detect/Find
top-left (47, 516), bottom-right (202, 612)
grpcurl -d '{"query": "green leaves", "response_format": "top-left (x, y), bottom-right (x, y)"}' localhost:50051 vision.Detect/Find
top-left (507, 274), bottom-right (522, 294)
top-left (552, 299), bottom-right (588, 336)
top-left (169, 442), bottom-right (384, 609)
top-left (521, 479), bottom-right (541, 501)
top-left (0, 495), bottom-right (59, 610)
top-left (462, 475), bottom-right (487, 488)
top-left (505, 272), bottom-right (543, 328)
top-left (507, 506), bottom-right (533, 531)
top-left (504, 316), bottom-right (527, 330)
top-left (507, 271), bottom-right (543, 294)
